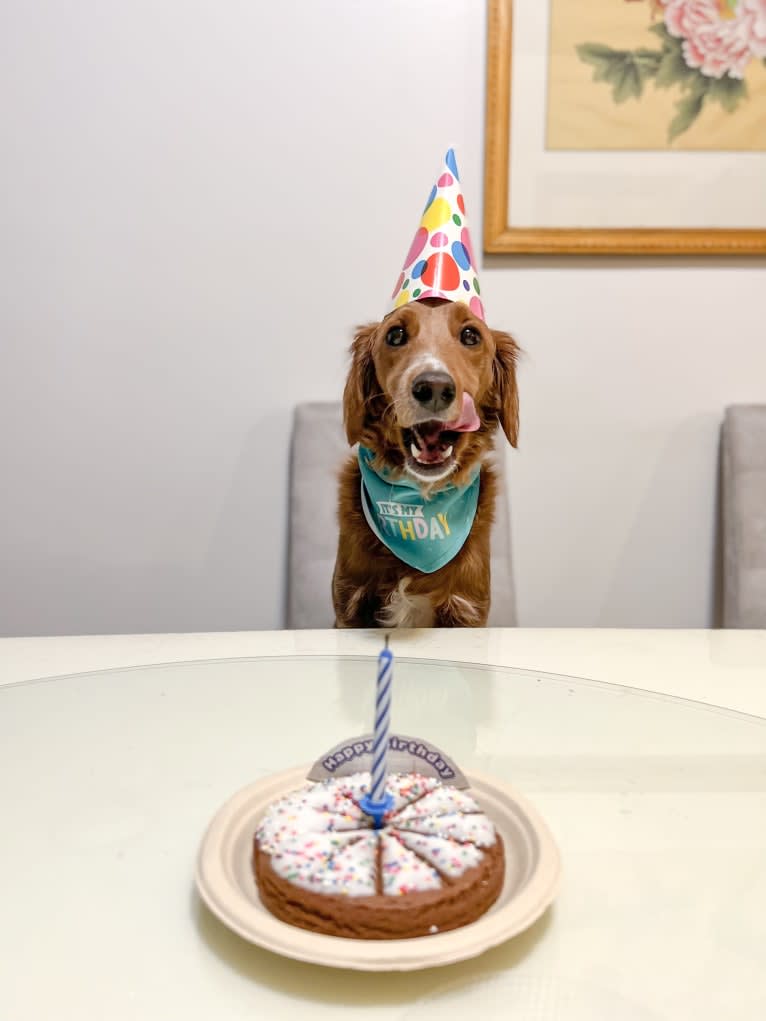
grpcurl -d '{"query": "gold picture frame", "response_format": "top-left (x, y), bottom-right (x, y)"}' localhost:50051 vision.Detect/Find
top-left (483, 0), bottom-right (766, 255)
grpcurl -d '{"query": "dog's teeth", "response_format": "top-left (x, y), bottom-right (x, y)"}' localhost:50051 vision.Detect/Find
top-left (443, 445), bottom-right (453, 458)
top-left (410, 443), bottom-right (420, 459)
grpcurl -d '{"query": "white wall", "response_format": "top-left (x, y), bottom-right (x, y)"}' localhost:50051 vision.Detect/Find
top-left (1, 0), bottom-right (764, 635)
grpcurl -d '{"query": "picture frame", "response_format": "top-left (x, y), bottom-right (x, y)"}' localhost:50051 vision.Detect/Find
top-left (483, 0), bottom-right (766, 255)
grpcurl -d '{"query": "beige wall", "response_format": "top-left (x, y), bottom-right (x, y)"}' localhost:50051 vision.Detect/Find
top-left (2, 0), bottom-right (765, 633)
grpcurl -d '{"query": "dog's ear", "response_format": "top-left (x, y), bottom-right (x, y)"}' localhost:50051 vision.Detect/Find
top-left (491, 329), bottom-right (520, 447)
top-left (343, 322), bottom-right (380, 445)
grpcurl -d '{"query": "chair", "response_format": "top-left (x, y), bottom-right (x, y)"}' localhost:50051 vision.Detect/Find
top-left (722, 405), bottom-right (766, 627)
top-left (286, 402), bottom-right (517, 628)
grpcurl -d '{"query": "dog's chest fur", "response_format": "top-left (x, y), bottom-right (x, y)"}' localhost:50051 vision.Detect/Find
top-left (377, 579), bottom-right (436, 628)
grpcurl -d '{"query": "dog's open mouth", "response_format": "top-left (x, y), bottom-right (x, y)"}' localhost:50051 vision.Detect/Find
top-left (400, 395), bottom-right (481, 481)
top-left (403, 422), bottom-right (460, 478)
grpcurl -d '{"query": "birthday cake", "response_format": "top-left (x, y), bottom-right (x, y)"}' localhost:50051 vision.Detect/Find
top-left (253, 771), bottom-right (504, 940)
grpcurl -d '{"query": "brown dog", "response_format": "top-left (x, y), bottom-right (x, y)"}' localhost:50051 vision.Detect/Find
top-left (332, 298), bottom-right (519, 628)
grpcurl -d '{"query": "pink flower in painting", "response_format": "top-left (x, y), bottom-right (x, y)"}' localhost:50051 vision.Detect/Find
top-left (661, 0), bottom-right (766, 78)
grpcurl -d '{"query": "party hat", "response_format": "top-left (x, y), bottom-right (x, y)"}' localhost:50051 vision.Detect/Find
top-left (390, 149), bottom-right (484, 321)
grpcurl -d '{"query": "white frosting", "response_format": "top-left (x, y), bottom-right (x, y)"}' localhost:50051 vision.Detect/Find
top-left (255, 771), bottom-right (498, 897)
top-left (384, 773), bottom-right (440, 812)
top-left (257, 803), bottom-right (362, 852)
top-left (396, 811), bottom-right (497, 847)
top-left (300, 783), bottom-right (365, 819)
top-left (395, 786), bottom-right (481, 822)
top-left (267, 831), bottom-right (376, 896)
top-left (380, 833), bottom-right (441, 895)
top-left (392, 828), bottom-right (484, 877)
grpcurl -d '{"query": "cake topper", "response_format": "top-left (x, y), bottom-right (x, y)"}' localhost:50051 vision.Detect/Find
top-left (307, 732), bottom-right (469, 789)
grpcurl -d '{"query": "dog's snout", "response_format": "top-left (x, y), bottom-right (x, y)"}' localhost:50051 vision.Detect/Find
top-left (411, 372), bottom-right (456, 413)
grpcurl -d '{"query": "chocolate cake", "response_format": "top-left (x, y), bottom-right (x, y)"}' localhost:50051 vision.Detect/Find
top-left (252, 772), bottom-right (504, 940)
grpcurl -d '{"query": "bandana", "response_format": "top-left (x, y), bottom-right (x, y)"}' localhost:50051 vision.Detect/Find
top-left (358, 447), bottom-right (480, 574)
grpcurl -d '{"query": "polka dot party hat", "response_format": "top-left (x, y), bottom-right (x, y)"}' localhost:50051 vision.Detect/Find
top-left (390, 149), bottom-right (484, 321)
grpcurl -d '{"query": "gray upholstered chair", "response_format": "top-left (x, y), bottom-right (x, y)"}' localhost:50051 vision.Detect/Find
top-left (722, 405), bottom-right (766, 628)
top-left (286, 402), bottom-right (517, 628)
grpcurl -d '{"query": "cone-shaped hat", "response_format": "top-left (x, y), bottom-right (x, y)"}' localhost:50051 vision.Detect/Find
top-left (390, 149), bottom-right (484, 321)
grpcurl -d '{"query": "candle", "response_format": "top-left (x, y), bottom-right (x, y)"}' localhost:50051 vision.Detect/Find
top-left (359, 634), bottom-right (395, 828)
top-left (370, 637), bottom-right (393, 803)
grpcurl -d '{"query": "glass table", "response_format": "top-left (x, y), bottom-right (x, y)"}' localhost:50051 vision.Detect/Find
top-left (1, 655), bottom-right (764, 1020)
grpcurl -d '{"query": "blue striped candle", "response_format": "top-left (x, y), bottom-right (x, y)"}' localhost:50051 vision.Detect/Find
top-left (359, 635), bottom-right (395, 828)
top-left (370, 642), bottom-right (393, 803)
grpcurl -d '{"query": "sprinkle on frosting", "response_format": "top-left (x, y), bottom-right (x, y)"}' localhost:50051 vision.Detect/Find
top-left (391, 828), bottom-right (483, 877)
top-left (255, 772), bottom-right (498, 897)
top-left (384, 773), bottom-right (439, 813)
top-left (395, 786), bottom-right (480, 822)
top-left (395, 811), bottom-right (496, 847)
top-left (268, 831), bottom-right (376, 896)
top-left (380, 833), bottom-right (441, 895)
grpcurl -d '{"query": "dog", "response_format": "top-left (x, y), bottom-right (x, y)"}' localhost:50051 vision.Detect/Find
top-left (332, 297), bottom-right (519, 628)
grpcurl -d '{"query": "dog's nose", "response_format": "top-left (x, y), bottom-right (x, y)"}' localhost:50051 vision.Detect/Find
top-left (411, 372), bottom-right (456, 413)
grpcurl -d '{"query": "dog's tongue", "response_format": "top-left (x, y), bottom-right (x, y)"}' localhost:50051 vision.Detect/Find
top-left (446, 393), bottom-right (481, 433)
top-left (417, 394), bottom-right (481, 449)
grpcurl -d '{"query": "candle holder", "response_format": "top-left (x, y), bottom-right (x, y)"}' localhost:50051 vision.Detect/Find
top-left (358, 789), bottom-right (394, 829)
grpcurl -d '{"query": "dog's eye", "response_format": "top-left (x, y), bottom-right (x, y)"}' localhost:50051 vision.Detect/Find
top-left (460, 326), bottom-right (480, 347)
top-left (386, 326), bottom-right (407, 347)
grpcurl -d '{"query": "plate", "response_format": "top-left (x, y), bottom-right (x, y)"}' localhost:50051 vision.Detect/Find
top-left (195, 765), bottom-right (562, 971)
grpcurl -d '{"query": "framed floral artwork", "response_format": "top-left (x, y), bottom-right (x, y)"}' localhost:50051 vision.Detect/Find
top-left (484, 0), bottom-right (766, 253)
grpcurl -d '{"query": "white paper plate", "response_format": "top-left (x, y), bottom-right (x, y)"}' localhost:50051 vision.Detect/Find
top-left (195, 765), bottom-right (561, 971)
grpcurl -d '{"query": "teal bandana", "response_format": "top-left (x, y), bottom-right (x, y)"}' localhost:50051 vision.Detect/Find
top-left (358, 447), bottom-right (480, 574)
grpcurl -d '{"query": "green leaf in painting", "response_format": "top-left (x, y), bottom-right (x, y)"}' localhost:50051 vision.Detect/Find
top-left (577, 42), bottom-right (620, 62)
top-left (649, 20), bottom-right (704, 92)
top-left (648, 22), bottom-right (674, 47)
top-left (707, 75), bottom-right (747, 112)
top-left (667, 81), bottom-right (709, 141)
top-left (576, 42), bottom-right (624, 85)
top-left (655, 37), bottom-right (699, 90)
top-left (613, 59), bottom-right (641, 102)
top-left (633, 48), bottom-right (663, 75)
top-left (576, 43), bottom-right (661, 103)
